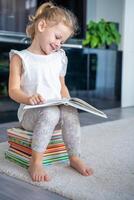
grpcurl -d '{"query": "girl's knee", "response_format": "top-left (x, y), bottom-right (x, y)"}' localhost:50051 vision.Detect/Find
top-left (40, 106), bottom-right (60, 124)
top-left (61, 105), bottom-right (78, 116)
top-left (60, 105), bottom-right (80, 125)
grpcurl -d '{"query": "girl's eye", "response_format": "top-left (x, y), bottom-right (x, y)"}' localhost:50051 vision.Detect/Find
top-left (55, 35), bottom-right (63, 44)
top-left (55, 35), bottom-right (60, 40)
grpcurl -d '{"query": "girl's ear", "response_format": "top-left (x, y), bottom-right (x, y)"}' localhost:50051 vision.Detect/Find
top-left (38, 19), bottom-right (47, 32)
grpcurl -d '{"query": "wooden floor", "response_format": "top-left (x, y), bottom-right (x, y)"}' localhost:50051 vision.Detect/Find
top-left (0, 106), bottom-right (134, 200)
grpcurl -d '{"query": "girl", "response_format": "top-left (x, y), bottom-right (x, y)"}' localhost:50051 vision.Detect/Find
top-left (9, 1), bottom-right (93, 182)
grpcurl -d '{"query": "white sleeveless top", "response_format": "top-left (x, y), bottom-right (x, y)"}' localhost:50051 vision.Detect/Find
top-left (9, 49), bottom-right (68, 122)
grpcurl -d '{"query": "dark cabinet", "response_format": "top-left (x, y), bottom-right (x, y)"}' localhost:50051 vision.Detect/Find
top-left (64, 47), bottom-right (122, 108)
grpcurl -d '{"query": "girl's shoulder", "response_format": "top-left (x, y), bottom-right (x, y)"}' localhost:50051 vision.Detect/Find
top-left (58, 48), bottom-right (66, 54)
top-left (57, 49), bottom-right (68, 65)
top-left (57, 48), bottom-right (67, 58)
top-left (9, 49), bottom-right (28, 60)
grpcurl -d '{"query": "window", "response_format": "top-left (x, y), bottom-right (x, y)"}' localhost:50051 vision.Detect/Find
top-left (0, 0), bottom-right (36, 33)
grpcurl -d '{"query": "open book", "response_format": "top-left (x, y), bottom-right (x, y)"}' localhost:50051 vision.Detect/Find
top-left (23, 97), bottom-right (107, 118)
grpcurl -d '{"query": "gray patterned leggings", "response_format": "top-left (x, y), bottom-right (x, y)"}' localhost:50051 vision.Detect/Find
top-left (21, 105), bottom-right (81, 157)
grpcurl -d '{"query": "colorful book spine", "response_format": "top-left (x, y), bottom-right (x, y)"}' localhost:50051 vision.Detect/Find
top-left (5, 128), bottom-right (69, 168)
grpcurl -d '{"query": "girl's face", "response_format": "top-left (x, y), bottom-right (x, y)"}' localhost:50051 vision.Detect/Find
top-left (37, 21), bottom-right (72, 55)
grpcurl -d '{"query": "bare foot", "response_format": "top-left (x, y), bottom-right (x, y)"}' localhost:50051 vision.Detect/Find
top-left (70, 156), bottom-right (93, 176)
top-left (28, 161), bottom-right (50, 182)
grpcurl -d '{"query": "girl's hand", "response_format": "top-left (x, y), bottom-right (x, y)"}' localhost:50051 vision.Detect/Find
top-left (28, 94), bottom-right (45, 105)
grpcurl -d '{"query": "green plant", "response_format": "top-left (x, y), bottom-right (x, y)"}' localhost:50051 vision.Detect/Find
top-left (82, 19), bottom-right (121, 48)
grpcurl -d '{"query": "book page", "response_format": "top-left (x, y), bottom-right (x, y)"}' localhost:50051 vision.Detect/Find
top-left (23, 98), bottom-right (69, 110)
top-left (23, 97), bottom-right (107, 118)
top-left (69, 98), bottom-right (107, 118)
top-left (70, 98), bottom-right (94, 108)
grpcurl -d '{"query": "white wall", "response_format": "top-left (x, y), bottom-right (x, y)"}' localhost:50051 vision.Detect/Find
top-left (121, 0), bottom-right (134, 107)
top-left (86, 0), bottom-right (97, 21)
top-left (96, 0), bottom-right (124, 34)
top-left (86, 0), bottom-right (134, 107)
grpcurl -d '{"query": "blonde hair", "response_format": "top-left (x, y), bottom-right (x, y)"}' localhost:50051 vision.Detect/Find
top-left (26, 1), bottom-right (79, 40)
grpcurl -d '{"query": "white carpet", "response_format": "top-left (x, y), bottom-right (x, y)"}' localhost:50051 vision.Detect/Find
top-left (0, 118), bottom-right (134, 200)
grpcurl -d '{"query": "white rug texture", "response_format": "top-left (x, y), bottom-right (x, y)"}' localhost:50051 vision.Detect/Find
top-left (0, 118), bottom-right (134, 200)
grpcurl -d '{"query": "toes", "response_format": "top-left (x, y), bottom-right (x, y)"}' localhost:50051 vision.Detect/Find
top-left (35, 175), bottom-right (39, 182)
top-left (82, 170), bottom-right (89, 176)
top-left (43, 174), bottom-right (51, 181)
top-left (39, 175), bottom-right (43, 182)
top-left (32, 174), bottom-right (50, 182)
top-left (44, 174), bottom-right (50, 181)
top-left (70, 158), bottom-right (93, 177)
top-left (37, 175), bottom-right (40, 182)
top-left (85, 168), bottom-right (93, 176)
top-left (81, 168), bottom-right (93, 176)
top-left (29, 170), bottom-right (50, 182)
top-left (32, 174), bottom-right (37, 182)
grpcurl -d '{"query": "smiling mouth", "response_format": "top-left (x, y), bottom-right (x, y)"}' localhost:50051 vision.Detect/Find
top-left (50, 44), bottom-right (57, 51)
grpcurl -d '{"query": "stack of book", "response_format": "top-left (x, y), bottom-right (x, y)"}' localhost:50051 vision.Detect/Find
top-left (5, 128), bottom-right (69, 168)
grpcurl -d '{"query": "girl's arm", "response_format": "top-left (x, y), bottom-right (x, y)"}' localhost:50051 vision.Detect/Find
top-left (9, 54), bottom-right (30, 104)
top-left (9, 54), bottom-right (44, 105)
top-left (59, 76), bottom-right (70, 98)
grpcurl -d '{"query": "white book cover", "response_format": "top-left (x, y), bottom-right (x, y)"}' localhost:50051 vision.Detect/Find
top-left (24, 97), bottom-right (107, 118)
